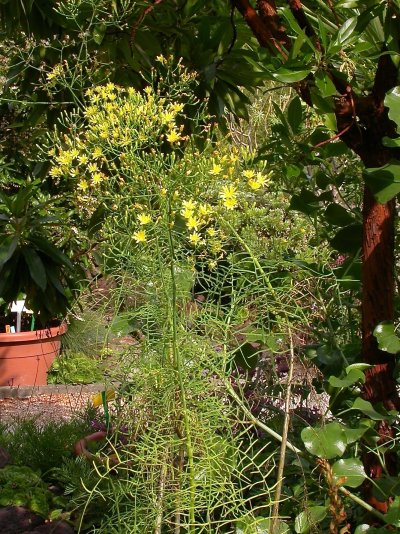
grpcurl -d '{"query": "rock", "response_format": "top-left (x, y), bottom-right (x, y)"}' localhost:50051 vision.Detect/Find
top-left (28, 520), bottom-right (75, 533)
top-left (0, 506), bottom-right (44, 533)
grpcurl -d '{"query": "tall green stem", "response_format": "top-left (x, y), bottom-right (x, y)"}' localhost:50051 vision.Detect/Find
top-left (166, 198), bottom-right (196, 533)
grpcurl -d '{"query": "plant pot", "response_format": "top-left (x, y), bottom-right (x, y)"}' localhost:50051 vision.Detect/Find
top-left (0, 323), bottom-right (67, 387)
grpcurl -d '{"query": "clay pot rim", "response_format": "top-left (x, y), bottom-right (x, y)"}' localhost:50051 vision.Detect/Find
top-left (0, 322), bottom-right (67, 343)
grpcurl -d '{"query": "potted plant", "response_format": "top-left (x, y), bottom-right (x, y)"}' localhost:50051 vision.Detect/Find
top-left (0, 182), bottom-right (79, 386)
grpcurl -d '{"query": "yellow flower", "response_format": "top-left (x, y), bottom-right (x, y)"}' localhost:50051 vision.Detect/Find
top-left (133, 230), bottom-right (147, 243)
top-left (88, 162), bottom-right (98, 174)
top-left (255, 171), bottom-right (270, 187)
top-left (138, 213), bottom-right (152, 225)
top-left (248, 178), bottom-right (262, 190)
top-left (209, 164), bottom-right (222, 175)
top-left (49, 166), bottom-right (62, 177)
top-left (189, 232), bottom-right (202, 245)
top-left (92, 147), bottom-right (103, 159)
top-left (220, 184), bottom-right (237, 201)
top-left (187, 216), bottom-right (200, 230)
top-left (78, 179), bottom-right (89, 191)
top-left (242, 169), bottom-right (255, 179)
top-left (92, 172), bottom-right (104, 185)
top-left (78, 154), bottom-right (89, 165)
top-left (199, 203), bottom-right (211, 217)
top-left (182, 199), bottom-right (196, 211)
top-left (166, 129), bottom-right (181, 144)
top-left (223, 197), bottom-right (238, 210)
top-left (206, 227), bottom-right (217, 237)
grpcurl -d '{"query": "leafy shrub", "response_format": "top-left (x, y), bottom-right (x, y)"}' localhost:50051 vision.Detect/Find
top-left (48, 350), bottom-right (104, 384)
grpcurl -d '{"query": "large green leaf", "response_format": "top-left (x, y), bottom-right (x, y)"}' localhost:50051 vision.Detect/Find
top-left (373, 322), bottom-right (400, 354)
top-left (384, 86), bottom-right (400, 131)
top-left (330, 224), bottom-right (362, 253)
top-left (364, 162), bottom-right (400, 203)
top-left (294, 506), bottom-right (327, 534)
top-left (328, 368), bottom-right (365, 388)
top-left (332, 458), bottom-right (366, 488)
top-left (384, 496), bottom-right (400, 527)
top-left (301, 422), bottom-right (347, 459)
top-left (324, 204), bottom-right (355, 227)
top-left (349, 398), bottom-right (389, 420)
top-left (0, 236), bottom-right (18, 267)
top-left (21, 247), bottom-right (47, 291)
top-left (289, 189), bottom-right (321, 215)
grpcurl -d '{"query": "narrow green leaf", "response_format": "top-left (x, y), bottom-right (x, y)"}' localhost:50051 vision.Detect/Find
top-left (271, 68), bottom-right (311, 83)
top-left (0, 236), bottom-right (18, 267)
top-left (287, 96), bottom-right (303, 133)
top-left (21, 247), bottom-right (47, 291)
top-left (315, 71), bottom-right (337, 98)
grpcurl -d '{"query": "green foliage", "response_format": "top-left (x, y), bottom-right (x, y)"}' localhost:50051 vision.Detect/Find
top-left (48, 350), bottom-right (104, 384)
top-left (0, 182), bottom-right (79, 320)
top-left (0, 465), bottom-right (51, 517)
top-left (0, 417), bottom-right (91, 477)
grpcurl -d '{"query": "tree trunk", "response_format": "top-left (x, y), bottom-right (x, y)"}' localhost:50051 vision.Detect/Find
top-left (361, 187), bottom-right (398, 410)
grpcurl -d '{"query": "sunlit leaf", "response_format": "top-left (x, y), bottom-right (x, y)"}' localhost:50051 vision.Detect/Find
top-left (373, 322), bottom-right (400, 354)
top-left (332, 458), bottom-right (366, 488)
top-left (301, 422), bottom-right (347, 459)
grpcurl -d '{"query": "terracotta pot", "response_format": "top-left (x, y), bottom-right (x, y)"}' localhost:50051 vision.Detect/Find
top-left (0, 323), bottom-right (67, 386)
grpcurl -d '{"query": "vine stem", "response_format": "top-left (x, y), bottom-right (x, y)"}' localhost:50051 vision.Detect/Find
top-left (166, 197), bottom-right (196, 533)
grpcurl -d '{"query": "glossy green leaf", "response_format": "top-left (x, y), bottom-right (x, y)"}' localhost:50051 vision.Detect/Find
top-left (384, 496), bottom-right (400, 527)
top-left (330, 224), bottom-right (362, 253)
top-left (350, 398), bottom-right (388, 420)
top-left (324, 204), bottom-right (355, 227)
top-left (332, 17), bottom-right (358, 48)
top-left (271, 68), bottom-right (311, 83)
top-left (294, 506), bottom-right (327, 534)
top-left (328, 368), bottom-right (365, 388)
top-left (315, 71), bottom-right (337, 98)
top-left (373, 322), bottom-right (400, 354)
top-left (332, 458), bottom-right (366, 488)
top-left (301, 422), bottom-right (347, 459)
top-left (344, 426), bottom-right (368, 444)
top-left (364, 162), bottom-right (400, 203)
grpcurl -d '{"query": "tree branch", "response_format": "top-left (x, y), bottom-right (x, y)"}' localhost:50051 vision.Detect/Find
top-left (233, 0), bottom-right (287, 57)
top-left (257, 0), bottom-right (289, 47)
